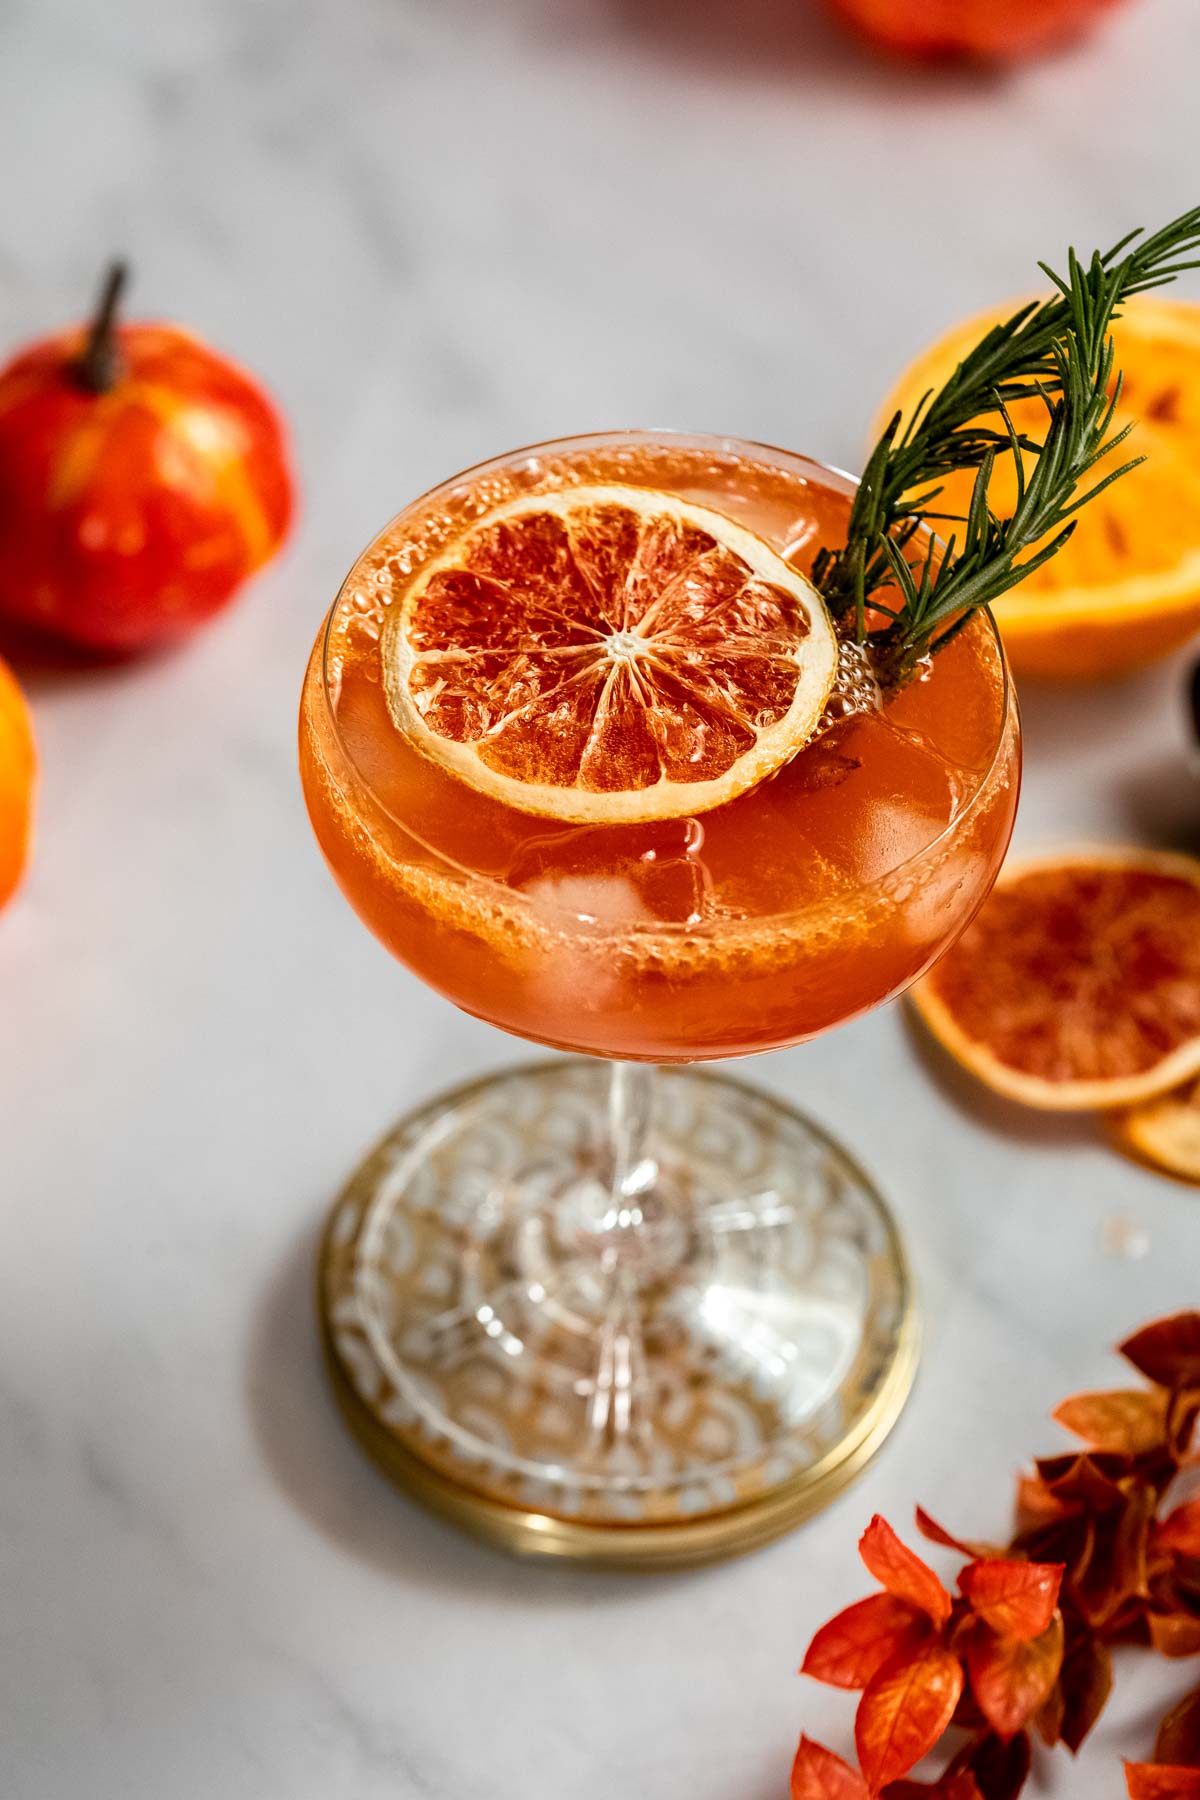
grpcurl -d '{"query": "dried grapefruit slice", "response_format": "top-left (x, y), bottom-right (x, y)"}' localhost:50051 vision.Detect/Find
top-left (876, 296), bottom-right (1200, 680)
top-left (1113, 1078), bottom-right (1200, 1183)
top-left (910, 848), bottom-right (1200, 1111)
top-left (381, 484), bottom-right (837, 823)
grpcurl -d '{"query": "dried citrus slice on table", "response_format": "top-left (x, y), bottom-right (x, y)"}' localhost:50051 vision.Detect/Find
top-left (910, 848), bottom-right (1200, 1111)
top-left (382, 485), bottom-right (838, 823)
top-left (877, 296), bottom-right (1200, 679)
top-left (1113, 1077), bottom-right (1200, 1183)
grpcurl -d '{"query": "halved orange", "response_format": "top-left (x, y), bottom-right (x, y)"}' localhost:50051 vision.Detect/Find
top-left (382, 484), bottom-right (838, 823)
top-left (1113, 1078), bottom-right (1200, 1184)
top-left (910, 848), bottom-right (1200, 1111)
top-left (876, 296), bottom-right (1200, 680)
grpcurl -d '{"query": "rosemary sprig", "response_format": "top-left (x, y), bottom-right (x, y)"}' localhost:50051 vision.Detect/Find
top-left (813, 206), bottom-right (1200, 684)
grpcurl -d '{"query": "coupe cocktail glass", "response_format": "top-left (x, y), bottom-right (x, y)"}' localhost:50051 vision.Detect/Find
top-left (300, 432), bottom-right (1019, 1560)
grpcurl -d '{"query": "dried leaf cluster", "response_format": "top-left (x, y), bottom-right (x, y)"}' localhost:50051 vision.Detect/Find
top-left (793, 1312), bottom-right (1200, 1799)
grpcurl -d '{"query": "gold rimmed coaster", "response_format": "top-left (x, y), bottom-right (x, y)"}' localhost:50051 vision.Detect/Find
top-left (316, 1060), bottom-right (919, 1569)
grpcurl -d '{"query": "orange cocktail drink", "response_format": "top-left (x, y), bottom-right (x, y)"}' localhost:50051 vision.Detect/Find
top-left (299, 430), bottom-right (1019, 1558)
top-left (296, 201), bottom-right (1200, 1558)
top-left (301, 434), bottom-right (1018, 1063)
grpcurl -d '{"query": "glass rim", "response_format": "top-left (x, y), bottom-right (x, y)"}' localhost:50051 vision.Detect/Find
top-left (317, 427), bottom-right (1017, 935)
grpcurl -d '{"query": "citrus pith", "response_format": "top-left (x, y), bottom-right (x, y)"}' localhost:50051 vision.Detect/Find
top-left (910, 847), bottom-right (1200, 1111)
top-left (382, 484), bottom-right (838, 824)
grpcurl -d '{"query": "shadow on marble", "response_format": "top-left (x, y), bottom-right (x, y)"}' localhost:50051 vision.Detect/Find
top-left (1014, 660), bottom-right (1186, 775)
top-left (905, 1009), bottom-right (1102, 1152)
top-left (245, 1217), bottom-right (733, 1606)
top-left (0, 617), bottom-right (154, 698)
top-left (1113, 749), bottom-right (1200, 853)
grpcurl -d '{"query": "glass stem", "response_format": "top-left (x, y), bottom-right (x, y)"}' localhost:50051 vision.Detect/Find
top-left (606, 1061), bottom-right (658, 1230)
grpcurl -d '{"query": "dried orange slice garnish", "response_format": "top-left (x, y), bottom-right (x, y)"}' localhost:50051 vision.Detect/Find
top-left (877, 296), bottom-right (1200, 680)
top-left (381, 484), bottom-right (838, 823)
top-left (1113, 1078), bottom-right (1200, 1184)
top-left (910, 848), bottom-right (1200, 1111)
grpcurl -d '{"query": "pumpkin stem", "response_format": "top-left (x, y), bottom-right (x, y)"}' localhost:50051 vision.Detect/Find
top-left (76, 260), bottom-right (129, 394)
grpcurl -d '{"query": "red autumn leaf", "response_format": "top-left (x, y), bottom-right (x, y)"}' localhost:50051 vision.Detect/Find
top-left (1036, 1452), bottom-right (1131, 1509)
top-left (1055, 1632), bottom-right (1113, 1752)
top-left (803, 1594), bottom-right (931, 1691)
top-left (1014, 1472), bottom-right (1074, 1532)
top-left (1115, 1487), bottom-right (1157, 1599)
top-left (1125, 1765), bottom-right (1200, 1799)
top-left (949, 1731), bottom-right (1032, 1800)
top-left (791, 1736), bottom-right (870, 1800)
top-left (1121, 1314), bottom-right (1200, 1392)
top-left (967, 1613), bottom-right (1065, 1741)
top-left (1157, 1686), bottom-right (1200, 1766)
top-left (959, 1559), bottom-right (1064, 1641)
top-left (1158, 1502), bottom-right (1200, 1559)
top-left (855, 1643), bottom-right (965, 1790)
top-left (884, 1774), bottom-right (983, 1799)
top-left (915, 1508), bottom-right (997, 1561)
top-left (1076, 1484), bottom-right (1155, 1628)
top-left (1168, 1390), bottom-right (1200, 1459)
top-left (1035, 1676), bottom-right (1065, 1749)
top-left (1015, 1511), bottom-right (1093, 1601)
top-left (1149, 1613), bottom-right (1200, 1658)
top-left (860, 1516), bottom-right (953, 1626)
top-left (1054, 1389), bottom-right (1171, 1455)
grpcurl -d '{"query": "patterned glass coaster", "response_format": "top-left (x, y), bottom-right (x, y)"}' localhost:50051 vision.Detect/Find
top-left (319, 1059), bottom-right (917, 1568)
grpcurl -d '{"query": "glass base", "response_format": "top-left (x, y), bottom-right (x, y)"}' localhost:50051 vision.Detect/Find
top-left (318, 1059), bottom-right (917, 1567)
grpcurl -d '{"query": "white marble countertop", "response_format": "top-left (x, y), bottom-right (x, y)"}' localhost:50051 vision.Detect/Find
top-left (2, 1), bottom-right (1199, 1794)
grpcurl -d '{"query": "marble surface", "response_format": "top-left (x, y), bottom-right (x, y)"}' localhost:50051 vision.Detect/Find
top-left (2, 0), bottom-right (1199, 1794)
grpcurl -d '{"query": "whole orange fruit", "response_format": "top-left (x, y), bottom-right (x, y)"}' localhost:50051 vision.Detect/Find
top-left (0, 263), bottom-right (295, 654)
top-left (0, 655), bottom-right (35, 909)
top-left (827, 0), bottom-right (1127, 60)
